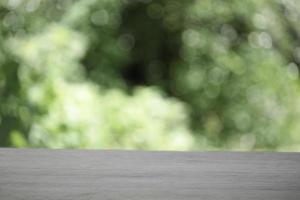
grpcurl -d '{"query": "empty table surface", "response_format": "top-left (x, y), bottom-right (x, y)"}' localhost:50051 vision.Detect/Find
top-left (0, 148), bottom-right (300, 200)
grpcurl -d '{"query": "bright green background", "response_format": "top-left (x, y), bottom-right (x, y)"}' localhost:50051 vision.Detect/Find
top-left (1, 0), bottom-right (300, 151)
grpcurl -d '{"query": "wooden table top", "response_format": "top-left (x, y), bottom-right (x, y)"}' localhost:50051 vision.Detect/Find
top-left (0, 148), bottom-right (299, 200)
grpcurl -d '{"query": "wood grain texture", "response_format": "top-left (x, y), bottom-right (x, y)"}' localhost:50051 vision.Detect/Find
top-left (0, 149), bottom-right (299, 200)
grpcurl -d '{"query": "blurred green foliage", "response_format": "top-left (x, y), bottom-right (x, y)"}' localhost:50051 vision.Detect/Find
top-left (1, 0), bottom-right (300, 151)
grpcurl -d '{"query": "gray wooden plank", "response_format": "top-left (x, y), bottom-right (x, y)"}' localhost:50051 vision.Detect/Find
top-left (0, 148), bottom-right (299, 200)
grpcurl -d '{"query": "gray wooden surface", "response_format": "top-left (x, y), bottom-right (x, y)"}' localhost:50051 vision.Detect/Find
top-left (0, 149), bottom-right (300, 200)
